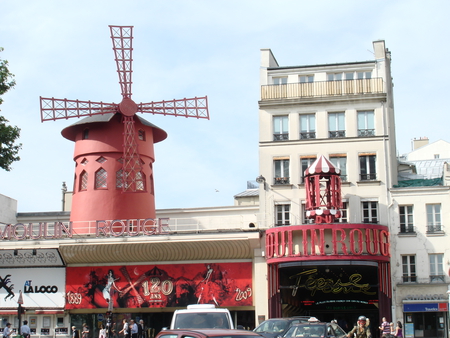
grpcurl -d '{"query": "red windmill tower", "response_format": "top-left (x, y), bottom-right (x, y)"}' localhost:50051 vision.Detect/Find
top-left (40, 26), bottom-right (209, 234)
top-left (304, 155), bottom-right (342, 224)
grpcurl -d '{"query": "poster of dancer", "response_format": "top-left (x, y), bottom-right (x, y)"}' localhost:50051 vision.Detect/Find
top-left (65, 262), bottom-right (252, 309)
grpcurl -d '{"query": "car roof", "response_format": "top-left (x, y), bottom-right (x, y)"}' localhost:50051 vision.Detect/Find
top-left (157, 329), bottom-right (263, 337)
top-left (263, 317), bottom-right (311, 321)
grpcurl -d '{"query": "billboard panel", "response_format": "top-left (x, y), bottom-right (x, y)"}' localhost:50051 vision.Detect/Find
top-left (0, 267), bottom-right (65, 309)
top-left (66, 262), bottom-right (252, 309)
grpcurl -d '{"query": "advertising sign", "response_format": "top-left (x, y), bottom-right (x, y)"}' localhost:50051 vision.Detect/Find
top-left (403, 303), bottom-right (448, 312)
top-left (0, 267), bottom-right (65, 308)
top-left (66, 262), bottom-right (252, 309)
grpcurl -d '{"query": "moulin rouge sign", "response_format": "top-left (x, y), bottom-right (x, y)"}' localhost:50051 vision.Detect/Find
top-left (0, 218), bottom-right (170, 241)
top-left (266, 223), bottom-right (390, 262)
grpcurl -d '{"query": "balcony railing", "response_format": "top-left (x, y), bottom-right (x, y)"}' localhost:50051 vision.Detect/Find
top-left (329, 130), bottom-right (346, 138)
top-left (300, 131), bottom-right (316, 139)
top-left (274, 177), bottom-right (290, 185)
top-left (430, 275), bottom-right (445, 282)
top-left (400, 225), bottom-right (415, 234)
top-left (427, 224), bottom-right (443, 233)
top-left (261, 78), bottom-right (384, 100)
top-left (360, 173), bottom-right (377, 181)
top-left (273, 133), bottom-right (289, 141)
top-left (397, 276), bottom-right (449, 285)
top-left (358, 129), bottom-right (375, 137)
top-left (402, 275), bottom-right (417, 283)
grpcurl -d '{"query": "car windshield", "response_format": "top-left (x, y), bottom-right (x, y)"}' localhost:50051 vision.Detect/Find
top-left (173, 313), bottom-right (231, 329)
top-left (284, 325), bottom-right (326, 338)
top-left (255, 320), bottom-right (288, 333)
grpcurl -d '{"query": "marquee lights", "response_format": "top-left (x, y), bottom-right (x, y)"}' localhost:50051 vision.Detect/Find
top-left (0, 218), bottom-right (170, 241)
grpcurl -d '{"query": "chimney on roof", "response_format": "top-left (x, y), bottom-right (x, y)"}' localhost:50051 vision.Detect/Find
top-left (412, 137), bottom-right (429, 150)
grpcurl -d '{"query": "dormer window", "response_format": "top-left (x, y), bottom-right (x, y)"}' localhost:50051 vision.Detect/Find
top-left (138, 129), bottom-right (146, 141)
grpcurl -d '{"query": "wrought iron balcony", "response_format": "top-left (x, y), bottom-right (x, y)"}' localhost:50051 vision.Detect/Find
top-left (430, 274), bottom-right (445, 282)
top-left (300, 131), bottom-right (316, 139)
top-left (426, 224), bottom-right (443, 233)
top-left (399, 225), bottom-right (415, 234)
top-left (402, 275), bottom-right (417, 283)
top-left (329, 130), bottom-right (346, 138)
top-left (273, 133), bottom-right (289, 141)
top-left (261, 78), bottom-right (384, 100)
top-left (358, 129), bottom-right (375, 137)
top-left (274, 177), bottom-right (290, 185)
top-left (359, 173), bottom-right (377, 181)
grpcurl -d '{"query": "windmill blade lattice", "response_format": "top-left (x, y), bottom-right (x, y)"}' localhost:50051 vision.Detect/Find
top-left (110, 26), bottom-right (133, 99)
top-left (40, 25), bottom-right (210, 193)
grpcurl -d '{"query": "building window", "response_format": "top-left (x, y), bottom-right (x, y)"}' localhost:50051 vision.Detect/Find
top-left (95, 168), bottom-right (107, 189)
top-left (300, 114), bottom-right (316, 139)
top-left (399, 205), bottom-right (414, 233)
top-left (330, 155), bottom-right (347, 182)
top-left (273, 77), bottom-right (287, 85)
top-left (328, 112), bottom-right (345, 138)
top-left (357, 111), bottom-right (375, 137)
top-left (80, 171), bottom-right (88, 191)
top-left (426, 204), bottom-right (441, 232)
top-left (357, 71), bottom-right (372, 79)
top-left (275, 204), bottom-right (290, 226)
top-left (359, 154), bottom-right (376, 180)
top-left (301, 156), bottom-right (317, 183)
top-left (362, 201), bottom-right (378, 223)
top-left (327, 73), bottom-right (342, 81)
top-left (274, 159), bottom-right (290, 185)
top-left (299, 75), bottom-right (314, 83)
top-left (402, 255), bottom-right (417, 283)
top-left (273, 115), bottom-right (289, 141)
top-left (336, 202), bottom-right (348, 223)
top-left (429, 254), bottom-right (444, 282)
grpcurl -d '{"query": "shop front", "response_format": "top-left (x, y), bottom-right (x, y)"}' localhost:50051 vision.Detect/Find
top-left (402, 295), bottom-right (449, 338)
top-left (0, 253), bottom-right (68, 338)
top-left (265, 223), bottom-right (391, 327)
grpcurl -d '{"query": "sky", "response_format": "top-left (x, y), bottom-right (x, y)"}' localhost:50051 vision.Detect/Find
top-left (0, 0), bottom-right (449, 213)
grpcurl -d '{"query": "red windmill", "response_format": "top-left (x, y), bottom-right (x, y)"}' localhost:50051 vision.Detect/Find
top-left (40, 26), bottom-right (209, 234)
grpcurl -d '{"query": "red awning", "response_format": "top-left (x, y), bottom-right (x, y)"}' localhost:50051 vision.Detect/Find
top-left (35, 310), bottom-right (64, 314)
top-left (0, 310), bottom-right (17, 315)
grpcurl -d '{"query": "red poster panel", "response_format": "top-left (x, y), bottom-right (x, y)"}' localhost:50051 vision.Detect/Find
top-left (66, 262), bottom-right (252, 309)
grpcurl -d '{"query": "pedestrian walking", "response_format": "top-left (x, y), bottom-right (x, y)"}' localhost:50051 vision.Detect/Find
top-left (20, 320), bottom-right (31, 338)
top-left (394, 322), bottom-right (403, 338)
top-left (347, 316), bottom-right (372, 338)
top-left (379, 317), bottom-right (390, 338)
top-left (3, 323), bottom-right (12, 338)
top-left (72, 326), bottom-right (80, 338)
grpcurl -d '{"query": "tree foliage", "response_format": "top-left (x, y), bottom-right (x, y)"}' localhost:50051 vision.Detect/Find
top-left (0, 47), bottom-right (21, 171)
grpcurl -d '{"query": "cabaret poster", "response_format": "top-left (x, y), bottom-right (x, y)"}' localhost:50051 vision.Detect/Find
top-left (66, 262), bottom-right (252, 309)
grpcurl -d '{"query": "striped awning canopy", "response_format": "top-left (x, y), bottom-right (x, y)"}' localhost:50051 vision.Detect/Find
top-left (304, 155), bottom-right (340, 176)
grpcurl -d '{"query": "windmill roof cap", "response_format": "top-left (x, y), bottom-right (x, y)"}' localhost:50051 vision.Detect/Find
top-left (61, 112), bottom-right (167, 142)
top-left (304, 155), bottom-right (340, 176)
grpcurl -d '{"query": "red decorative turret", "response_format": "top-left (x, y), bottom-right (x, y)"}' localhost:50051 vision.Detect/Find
top-left (304, 155), bottom-right (342, 224)
top-left (40, 26), bottom-right (209, 234)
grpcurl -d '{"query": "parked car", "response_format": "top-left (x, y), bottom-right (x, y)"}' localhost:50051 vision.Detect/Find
top-left (156, 329), bottom-right (264, 338)
top-left (282, 318), bottom-right (347, 338)
top-left (254, 317), bottom-right (312, 338)
top-left (169, 304), bottom-right (234, 329)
